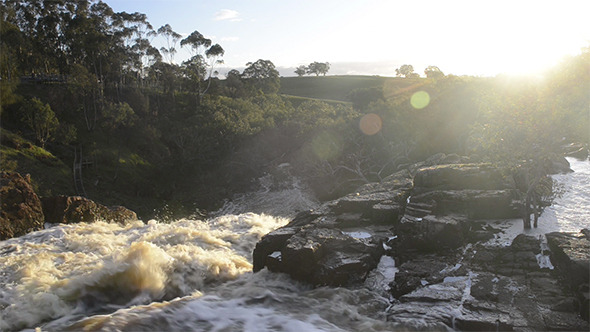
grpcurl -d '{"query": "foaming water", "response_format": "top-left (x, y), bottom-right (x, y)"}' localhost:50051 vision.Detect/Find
top-left (0, 214), bottom-right (288, 331)
top-left (55, 270), bottom-right (404, 332)
top-left (540, 157), bottom-right (590, 232)
top-left (213, 168), bottom-right (320, 218)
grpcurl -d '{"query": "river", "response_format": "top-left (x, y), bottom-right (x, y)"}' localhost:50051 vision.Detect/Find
top-left (0, 158), bottom-right (588, 331)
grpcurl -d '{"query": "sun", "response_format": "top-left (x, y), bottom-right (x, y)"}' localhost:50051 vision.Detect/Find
top-left (386, 0), bottom-right (590, 77)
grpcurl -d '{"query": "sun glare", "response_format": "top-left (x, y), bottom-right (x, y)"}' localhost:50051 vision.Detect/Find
top-left (337, 0), bottom-right (590, 77)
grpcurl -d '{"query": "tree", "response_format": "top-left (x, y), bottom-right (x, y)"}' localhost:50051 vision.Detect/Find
top-left (395, 64), bottom-right (415, 78)
top-left (202, 43), bottom-right (225, 95)
top-left (20, 98), bottom-right (59, 148)
top-left (157, 24), bottom-right (181, 64)
top-left (294, 65), bottom-right (307, 77)
top-left (180, 30), bottom-right (224, 101)
top-left (224, 69), bottom-right (245, 98)
top-left (101, 101), bottom-right (137, 130)
top-left (307, 62), bottom-right (330, 76)
top-left (424, 66), bottom-right (444, 79)
top-left (68, 63), bottom-right (101, 131)
top-left (241, 59), bottom-right (280, 94)
top-left (180, 30), bottom-right (211, 57)
top-left (148, 61), bottom-right (181, 93)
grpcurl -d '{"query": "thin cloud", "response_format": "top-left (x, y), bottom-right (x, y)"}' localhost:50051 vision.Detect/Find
top-left (214, 9), bottom-right (241, 21)
top-left (220, 36), bottom-right (239, 42)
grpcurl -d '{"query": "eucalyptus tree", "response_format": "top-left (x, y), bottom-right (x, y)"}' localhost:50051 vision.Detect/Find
top-left (202, 43), bottom-right (224, 95)
top-left (180, 30), bottom-right (211, 57)
top-left (1, 0), bottom-right (43, 74)
top-left (180, 30), bottom-right (224, 101)
top-left (111, 11), bottom-right (156, 85)
top-left (157, 24), bottom-right (181, 64)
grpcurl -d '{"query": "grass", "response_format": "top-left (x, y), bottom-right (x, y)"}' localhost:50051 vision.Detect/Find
top-left (1, 130), bottom-right (74, 196)
top-left (280, 75), bottom-right (422, 102)
top-left (281, 94), bottom-right (352, 108)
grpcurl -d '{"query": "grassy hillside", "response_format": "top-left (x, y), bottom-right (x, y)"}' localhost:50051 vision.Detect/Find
top-left (281, 94), bottom-right (351, 108)
top-left (1, 130), bottom-right (74, 197)
top-left (279, 75), bottom-right (422, 102)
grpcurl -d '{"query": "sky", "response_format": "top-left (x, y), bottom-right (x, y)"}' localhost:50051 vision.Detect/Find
top-left (106, 0), bottom-right (590, 77)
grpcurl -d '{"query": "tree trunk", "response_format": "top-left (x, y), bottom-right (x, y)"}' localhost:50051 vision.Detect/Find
top-left (523, 192), bottom-right (532, 229)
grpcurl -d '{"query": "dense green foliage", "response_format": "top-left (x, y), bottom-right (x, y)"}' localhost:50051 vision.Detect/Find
top-left (1, 0), bottom-right (588, 218)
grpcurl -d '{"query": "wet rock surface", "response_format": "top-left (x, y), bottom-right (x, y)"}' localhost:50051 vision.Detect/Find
top-left (0, 172), bottom-right (44, 240)
top-left (388, 234), bottom-right (589, 331)
top-left (254, 155), bottom-right (590, 330)
top-left (253, 169), bottom-right (413, 286)
top-left (546, 230), bottom-right (590, 320)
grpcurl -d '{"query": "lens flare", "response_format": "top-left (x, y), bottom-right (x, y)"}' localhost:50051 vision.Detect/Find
top-left (311, 131), bottom-right (342, 161)
top-left (410, 91), bottom-right (430, 109)
top-left (359, 113), bottom-right (382, 135)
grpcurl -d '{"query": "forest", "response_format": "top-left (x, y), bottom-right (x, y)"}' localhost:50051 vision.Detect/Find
top-left (1, 0), bottom-right (589, 219)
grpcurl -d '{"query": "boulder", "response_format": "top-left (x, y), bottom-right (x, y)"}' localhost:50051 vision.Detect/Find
top-left (0, 172), bottom-right (44, 240)
top-left (333, 169), bottom-right (412, 224)
top-left (546, 230), bottom-right (590, 320)
top-left (259, 227), bottom-right (383, 286)
top-left (543, 153), bottom-right (572, 174)
top-left (41, 195), bottom-right (137, 225)
top-left (546, 231), bottom-right (589, 288)
top-left (562, 142), bottom-right (588, 160)
top-left (252, 169), bottom-right (414, 286)
top-left (253, 225), bottom-right (301, 272)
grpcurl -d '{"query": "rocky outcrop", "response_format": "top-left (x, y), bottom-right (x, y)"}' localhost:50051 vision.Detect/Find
top-left (253, 169), bottom-right (413, 286)
top-left (1, 171), bottom-right (138, 240)
top-left (408, 163), bottom-right (520, 219)
top-left (41, 195), bottom-right (137, 225)
top-left (279, 227), bottom-right (382, 286)
top-left (562, 142), bottom-right (589, 160)
top-left (254, 162), bottom-right (526, 284)
top-left (0, 172), bottom-right (44, 240)
top-left (398, 163), bottom-right (521, 252)
top-left (543, 153), bottom-right (573, 174)
top-left (546, 230), bottom-right (590, 320)
top-left (252, 154), bottom-right (589, 330)
top-left (387, 234), bottom-right (589, 331)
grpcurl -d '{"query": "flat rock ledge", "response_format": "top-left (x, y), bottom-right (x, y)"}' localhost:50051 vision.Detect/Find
top-left (253, 157), bottom-right (589, 330)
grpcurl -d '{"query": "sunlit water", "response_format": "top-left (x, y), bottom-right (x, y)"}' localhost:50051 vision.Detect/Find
top-left (485, 157), bottom-right (590, 246)
top-left (0, 158), bottom-right (588, 331)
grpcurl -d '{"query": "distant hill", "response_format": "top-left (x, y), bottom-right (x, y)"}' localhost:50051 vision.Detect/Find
top-left (279, 75), bottom-right (423, 102)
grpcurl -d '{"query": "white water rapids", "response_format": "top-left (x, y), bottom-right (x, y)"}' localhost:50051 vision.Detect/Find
top-left (0, 158), bottom-right (588, 331)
